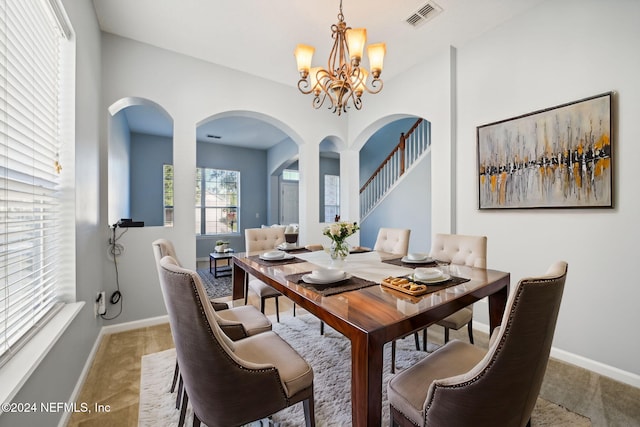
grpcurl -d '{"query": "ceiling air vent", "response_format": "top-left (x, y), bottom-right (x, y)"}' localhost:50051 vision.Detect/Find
top-left (405, 1), bottom-right (442, 28)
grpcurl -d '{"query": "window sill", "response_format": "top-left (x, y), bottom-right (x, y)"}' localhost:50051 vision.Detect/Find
top-left (0, 302), bottom-right (84, 409)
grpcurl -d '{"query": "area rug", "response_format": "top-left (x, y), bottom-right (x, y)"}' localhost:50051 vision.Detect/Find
top-left (139, 315), bottom-right (591, 426)
top-left (196, 269), bottom-right (232, 300)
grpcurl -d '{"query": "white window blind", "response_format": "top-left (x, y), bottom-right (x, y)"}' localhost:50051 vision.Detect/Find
top-left (0, 0), bottom-right (65, 365)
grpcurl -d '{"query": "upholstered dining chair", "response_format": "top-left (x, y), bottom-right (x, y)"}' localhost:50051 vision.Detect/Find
top-left (152, 239), bottom-right (272, 340)
top-left (374, 227), bottom-right (411, 256)
top-left (388, 261), bottom-right (567, 427)
top-left (158, 255), bottom-right (316, 427)
top-left (152, 238), bottom-right (272, 426)
top-left (424, 233), bottom-right (487, 349)
top-left (244, 227), bottom-right (287, 322)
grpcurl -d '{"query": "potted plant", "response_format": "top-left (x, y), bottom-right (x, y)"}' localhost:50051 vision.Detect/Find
top-left (215, 240), bottom-right (230, 253)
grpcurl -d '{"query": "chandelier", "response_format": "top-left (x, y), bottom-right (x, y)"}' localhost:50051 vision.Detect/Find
top-left (294, 0), bottom-right (386, 115)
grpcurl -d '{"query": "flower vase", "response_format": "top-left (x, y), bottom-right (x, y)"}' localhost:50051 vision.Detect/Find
top-left (330, 241), bottom-right (349, 261)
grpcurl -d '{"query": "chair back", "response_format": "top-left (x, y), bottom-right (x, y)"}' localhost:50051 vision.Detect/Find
top-left (245, 227), bottom-right (286, 252)
top-left (373, 228), bottom-right (411, 255)
top-left (157, 256), bottom-right (291, 427)
top-left (430, 233), bottom-right (487, 268)
top-left (424, 261), bottom-right (568, 427)
top-left (152, 238), bottom-right (181, 267)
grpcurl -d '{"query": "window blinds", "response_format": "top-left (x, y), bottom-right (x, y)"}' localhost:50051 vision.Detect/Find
top-left (0, 0), bottom-right (64, 363)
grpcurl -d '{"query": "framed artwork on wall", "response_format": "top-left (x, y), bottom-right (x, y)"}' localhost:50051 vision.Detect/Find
top-left (477, 92), bottom-right (613, 209)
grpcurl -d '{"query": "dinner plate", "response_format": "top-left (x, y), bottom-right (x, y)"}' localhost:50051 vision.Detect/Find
top-left (302, 273), bottom-right (349, 285)
top-left (259, 253), bottom-right (294, 261)
top-left (401, 256), bottom-right (435, 264)
top-left (411, 273), bottom-right (450, 284)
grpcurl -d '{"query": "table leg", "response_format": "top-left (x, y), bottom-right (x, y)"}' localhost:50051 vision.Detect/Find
top-left (232, 261), bottom-right (245, 301)
top-left (350, 333), bottom-right (384, 426)
top-left (209, 255), bottom-right (213, 274)
top-left (488, 275), bottom-right (509, 331)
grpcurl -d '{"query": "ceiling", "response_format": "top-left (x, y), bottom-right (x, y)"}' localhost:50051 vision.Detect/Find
top-left (96, 0), bottom-right (545, 149)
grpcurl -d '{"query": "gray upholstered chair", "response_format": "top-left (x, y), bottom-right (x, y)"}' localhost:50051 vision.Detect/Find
top-left (152, 239), bottom-right (272, 339)
top-left (374, 227), bottom-right (411, 255)
top-left (152, 238), bottom-right (272, 426)
top-left (158, 255), bottom-right (315, 427)
top-left (424, 233), bottom-right (488, 349)
top-left (244, 227), bottom-right (287, 322)
top-left (388, 261), bottom-right (568, 427)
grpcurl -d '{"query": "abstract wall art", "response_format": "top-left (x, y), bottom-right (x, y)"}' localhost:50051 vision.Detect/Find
top-left (477, 92), bottom-right (613, 209)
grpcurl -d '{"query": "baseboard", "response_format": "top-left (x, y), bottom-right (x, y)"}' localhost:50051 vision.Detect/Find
top-left (473, 321), bottom-right (640, 389)
top-left (58, 315), bottom-right (170, 427)
top-left (100, 314), bottom-right (169, 335)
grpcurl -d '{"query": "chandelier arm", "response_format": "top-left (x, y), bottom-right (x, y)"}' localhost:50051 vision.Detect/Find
top-left (361, 78), bottom-right (384, 95)
top-left (297, 78), bottom-right (315, 95)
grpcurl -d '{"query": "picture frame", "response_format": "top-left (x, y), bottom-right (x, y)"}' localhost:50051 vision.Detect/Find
top-left (477, 92), bottom-right (613, 209)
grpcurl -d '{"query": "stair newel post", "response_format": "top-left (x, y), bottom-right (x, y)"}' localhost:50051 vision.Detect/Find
top-left (399, 132), bottom-right (406, 177)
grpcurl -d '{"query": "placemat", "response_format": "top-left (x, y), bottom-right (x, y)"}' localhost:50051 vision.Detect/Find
top-left (382, 257), bottom-right (447, 268)
top-left (247, 254), bottom-right (307, 266)
top-left (285, 272), bottom-right (377, 297)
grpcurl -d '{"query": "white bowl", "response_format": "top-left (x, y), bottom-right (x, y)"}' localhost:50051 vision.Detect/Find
top-left (311, 268), bottom-right (345, 281)
top-left (262, 250), bottom-right (285, 259)
top-left (407, 252), bottom-right (428, 261)
top-left (414, 267), bottom-right (443, 280)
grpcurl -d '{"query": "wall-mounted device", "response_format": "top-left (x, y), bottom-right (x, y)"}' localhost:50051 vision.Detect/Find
top-left (116, 218), bottom-right (144, 228)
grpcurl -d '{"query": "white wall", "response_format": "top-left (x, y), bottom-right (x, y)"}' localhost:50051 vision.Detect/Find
top-left (99, 33), bottom-right (346, 323)
top-left (352, 0), bottom-right (639, 384)
top-left (455, 0), bottom-right (640, 379)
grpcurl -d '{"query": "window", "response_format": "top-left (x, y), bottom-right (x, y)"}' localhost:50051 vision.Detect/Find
top-left (163, 164), bottom-right (173, 226)
top-left (195, 168), bottom-right (239, 235)
top-left (0, 0), bottom-right (69, 364)
top-left (282, 169), bottom-right (299, 181)
top-left (324, 174), bottom-right (340, 222)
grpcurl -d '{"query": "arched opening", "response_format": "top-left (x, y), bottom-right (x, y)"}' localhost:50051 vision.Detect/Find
top-left (194, 112), bottom-right (301, 256)
top-left (108, 97), bottom-right (173, 227)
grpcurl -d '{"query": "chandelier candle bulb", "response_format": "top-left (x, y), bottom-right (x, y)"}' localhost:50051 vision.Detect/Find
top-left (294, 44), bottom-right (315, 77)
top-left (367, 43), bottom-right (386, 77)
top-left (346, 28), bottom-right (366, 62)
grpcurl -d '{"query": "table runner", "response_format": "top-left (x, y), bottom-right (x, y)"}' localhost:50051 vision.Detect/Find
top-left (247, 254), bottom-right (307, 266)
top-left (285, 272), bottom-right (377, 297)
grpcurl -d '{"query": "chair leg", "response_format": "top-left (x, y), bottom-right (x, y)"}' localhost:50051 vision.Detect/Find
top-left (467, 320), bottom-right (474, 344)
top-left (320, 321), bottom-right (324, 335)
top-left (391, 340), bottom-right (396, 374)
top-left (193, 413), bottom-right (201, 427)
top-left (178, 389), bottom-right (188, 427)
top-left (171, 361), bottom-right (179, 392)
top-left (275, 296), bottom-right (280, 323)
top-left (444, 327), bottom-right (450, 343)
top-left (176, 376), bottom-right (183, 409)
top-left (413, 332), bottom-right (420, 350)
top-left (303, 395), bottom-right (316, 427)
top-left (260, 296), bottom-right (266, 314)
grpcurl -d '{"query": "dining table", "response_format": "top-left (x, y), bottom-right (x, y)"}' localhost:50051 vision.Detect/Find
top-left (231, 249), bottom-right (510, 426)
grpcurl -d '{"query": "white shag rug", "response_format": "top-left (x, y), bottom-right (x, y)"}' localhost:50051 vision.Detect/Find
top-left (139, 314), bottom-right (590, 426)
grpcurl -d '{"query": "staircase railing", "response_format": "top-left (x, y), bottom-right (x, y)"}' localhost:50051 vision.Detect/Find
top-left (360, 118), bottom-right (430, 218)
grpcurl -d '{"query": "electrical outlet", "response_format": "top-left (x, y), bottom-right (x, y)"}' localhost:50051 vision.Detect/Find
top-left (95, 291), bottom-right (106, 317)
